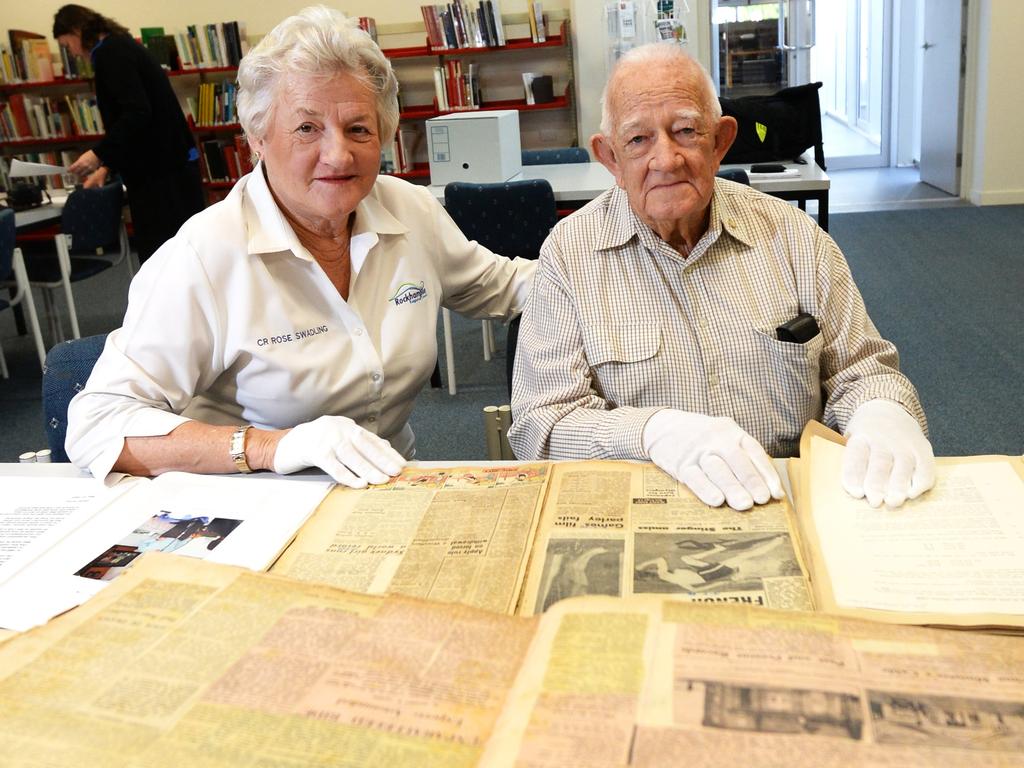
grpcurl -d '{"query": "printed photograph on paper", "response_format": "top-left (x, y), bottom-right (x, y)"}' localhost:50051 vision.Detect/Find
top-left (680, 679), bottom-right (864, 740)
top-left (869, 691), bottom-right (1024, 752)
top-left (633, 532), bottom-right (801, 594)
top-left (535, 538), bottom-right (623, 612)
top-left (75, 512), bottom-right (242, 581)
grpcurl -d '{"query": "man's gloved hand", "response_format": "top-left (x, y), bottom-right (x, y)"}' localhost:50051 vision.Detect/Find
top-left (642, 409), bottom-right (784, 511)
top-left (841, 399), bottom-right (935, 508)
top-left (274, 415), bottom-right (406, 488)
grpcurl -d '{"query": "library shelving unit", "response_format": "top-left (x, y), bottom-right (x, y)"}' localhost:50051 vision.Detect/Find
top-left (380, 18), bottom-right (576, 182)
top-left (0, 76), bottom-right (102, 192)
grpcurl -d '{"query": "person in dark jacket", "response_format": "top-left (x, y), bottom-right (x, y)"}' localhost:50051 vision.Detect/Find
top-left (54, 4), bottom-right (206, 262)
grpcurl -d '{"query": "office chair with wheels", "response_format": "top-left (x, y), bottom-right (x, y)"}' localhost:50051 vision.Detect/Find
top-left (41, 333), bottom-right (108, 462)
top-left (26, 182), bottom-right (131, 342)
top-left (0, 208), bottom-right (47, 377)
top-left (442, 179), bottom-right (558, 396)
top-left (521, 147), bottom-right (589, 165)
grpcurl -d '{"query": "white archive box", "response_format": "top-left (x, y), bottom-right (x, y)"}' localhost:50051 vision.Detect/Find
top-left (426, 110), bottom-right (522, 185)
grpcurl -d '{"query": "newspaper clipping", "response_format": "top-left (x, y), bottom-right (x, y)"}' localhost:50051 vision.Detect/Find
top-left (519, 462), bottom-right (813, 615)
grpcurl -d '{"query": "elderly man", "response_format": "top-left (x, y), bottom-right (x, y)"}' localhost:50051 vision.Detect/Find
top-left (508, 43), bottom-right (934, 512)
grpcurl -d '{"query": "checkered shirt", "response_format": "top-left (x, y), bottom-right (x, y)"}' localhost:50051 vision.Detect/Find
top-left (508, 179), bottom-right (926, 461)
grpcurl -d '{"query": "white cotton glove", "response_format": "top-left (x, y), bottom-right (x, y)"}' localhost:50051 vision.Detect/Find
top-left (841, 399), bottom-right (935, 508)
top-left (642, 410), bottom-right (784, 511)
top-left (273, 415), bottom-right (406, 489)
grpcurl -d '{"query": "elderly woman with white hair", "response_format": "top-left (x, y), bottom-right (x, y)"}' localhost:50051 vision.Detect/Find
top-left (66, 6), bottom-right (536, 486)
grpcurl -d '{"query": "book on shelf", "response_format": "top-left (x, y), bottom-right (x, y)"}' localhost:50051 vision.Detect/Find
top-left (357, 17), bottom-right (378, 43)
top-left (191, 80), bottom-right (239, 126)
top-left (143, 33), bottom-right (182, 71)
top-left (421, 2), bottom-right (506, 50)
top-left (174, 21), bottom-right (246, 70)
top-left (57, 45), bottom-right (93, 79)
top-left (198, 135), bottom-right (252, 183)
top-left (432, 60), bottom-right (480, 112)
top-left (527, 0), bottom-right (546, 43)
top-left (5, 30), bottom-right (45, 82)
top-left (0, 92), bottom-right (103, 142)
top-left (1, 551), bottom-right (1022, 766)
top-left (0, 149), bottom-right (77, 190)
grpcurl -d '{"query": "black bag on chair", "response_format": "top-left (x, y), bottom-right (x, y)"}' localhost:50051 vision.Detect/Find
top-left (720, 82), bottom-right (826, 170)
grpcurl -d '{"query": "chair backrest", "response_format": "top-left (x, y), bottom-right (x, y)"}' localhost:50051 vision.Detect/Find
top-left (0, 208), bottom-right (14, 281)
top-left (61, 183), bottom-right (125, 253)
top-left (42, 333), bottom-right (108, 462)
top-left (716, 168), bottom-right (751, 185)
top-left (444, 179), bottom-right (558, 260)
top-left (521, 147), bottom-right (589, 166)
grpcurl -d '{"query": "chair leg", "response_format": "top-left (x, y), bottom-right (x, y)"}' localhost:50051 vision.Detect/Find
top-left (42, 289), bottom-right (62, 344)
top-left (56, 236), bottom-right (81, 340)
top-left (12, 250), bottom-right (47, 371)
top-left (442, 308), bottom-right (457, 396)
top-left (482, 319), bottom-right (492, 362)
top-left (0, 339), bottom-right (8, 379)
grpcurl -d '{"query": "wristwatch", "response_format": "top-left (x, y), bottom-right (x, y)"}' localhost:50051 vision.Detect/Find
top-left (230, 425), bottom-right (254, 474)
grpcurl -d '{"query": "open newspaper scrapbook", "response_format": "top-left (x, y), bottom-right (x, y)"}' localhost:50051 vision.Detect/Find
top-left (1, 553), bottom-right (1022, 767)
top-left (269, 426), bottom-right (1024, 632)
top-left (3, 422), bottom-right (1022, 636)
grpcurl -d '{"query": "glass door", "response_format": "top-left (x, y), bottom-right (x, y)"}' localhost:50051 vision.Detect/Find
top-left (710, 0), bottom-right (815, 98)
top-left (710, 0), bottom-right (890, 169)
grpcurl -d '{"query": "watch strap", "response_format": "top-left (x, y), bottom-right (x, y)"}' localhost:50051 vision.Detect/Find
top-left (230, 425), bottom-right (254, 474)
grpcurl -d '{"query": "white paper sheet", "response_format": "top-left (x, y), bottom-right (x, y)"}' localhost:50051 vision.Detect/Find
top-left (0, 476), bottom-right (109, 582)
top-left (0, 472), bottom-right (333, 632)
top-left (810, 437), bottom-right (1024, 615)
top-left (9, 158), bottom-right (68, 177)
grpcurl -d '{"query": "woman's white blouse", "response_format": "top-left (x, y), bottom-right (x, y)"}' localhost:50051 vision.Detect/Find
top-left (66, 165), bottom-right (536, 480)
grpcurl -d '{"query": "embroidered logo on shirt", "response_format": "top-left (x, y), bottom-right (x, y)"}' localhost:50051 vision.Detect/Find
top-left (389, 281), bottom-right (427, 307)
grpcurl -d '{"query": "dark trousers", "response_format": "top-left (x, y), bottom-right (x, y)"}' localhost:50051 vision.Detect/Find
top-left (126, 161), bottom-right (205, 263)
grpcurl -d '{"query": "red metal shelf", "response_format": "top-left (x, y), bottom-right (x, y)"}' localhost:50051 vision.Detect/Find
top-left (190, 120), bottom-right (242, 133)
top-left (382, 34), bottom-right (564, 60)
top-left (168, 65), bottom-right (238, 77)
top-left (202, 180), bottom-right (235, 188)
top-left (399, 94), bottom-right (568, 121)
top-left (0, 77), bottom-right (93, 93)
top-left (0, 133), bottom-right (103, 148)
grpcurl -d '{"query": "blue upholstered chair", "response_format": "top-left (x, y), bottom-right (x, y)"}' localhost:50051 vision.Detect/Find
top-left (716, 168), bottom-right (751, 185)
top-left (0, 208), bottom-right (46, 376)
top-left (521, 147), bottom-right (589, 165)
top-left (41, 333), bottom-right (108, 461)
top-left (26, 182), bottom-right (130, 342)
top-left (444, 179), bottom-right (558, 397)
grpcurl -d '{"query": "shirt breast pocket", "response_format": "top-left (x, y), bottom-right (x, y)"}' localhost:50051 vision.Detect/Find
top-left (583, 322), bottom-right (662, 405)
top-left (751, 328), bottom-right (825, 450)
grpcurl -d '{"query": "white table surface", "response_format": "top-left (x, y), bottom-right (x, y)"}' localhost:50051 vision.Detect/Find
top-left (427, 151), bottom-right (828, 203)
top-left (12, 191), bottom-right (68, 230)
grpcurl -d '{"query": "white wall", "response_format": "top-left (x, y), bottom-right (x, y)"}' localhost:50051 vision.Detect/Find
top-left (964, 0), bottom-right (1024, 205)
top-left (5, 0), bottom-right (1022, 204)
top-left (5, 1), bottom-right (568, 41)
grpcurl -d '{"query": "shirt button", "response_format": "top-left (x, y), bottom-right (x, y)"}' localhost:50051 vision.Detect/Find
top-left (354, 328), bottom-right (363, 336)
top-left (699, 317), bottom-right (709, 329)
top-left (709, 374), bottom-right (719, 387)
top-left (368, 415), bottom-right (377, 423)
top-left (372, 372), bottom-right (381, 382)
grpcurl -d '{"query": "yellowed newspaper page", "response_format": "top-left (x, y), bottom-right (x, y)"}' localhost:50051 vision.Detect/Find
top-left (795, 428), bottom-right (1024, 630)
top-left (484, 597), bottom-right (1024, 767)
top-left (271, 464), bottom-right (549, 614)
top-left (0, 552), bottom-right (537, 768)
top-left (518, 461), bottom-right (812, 615)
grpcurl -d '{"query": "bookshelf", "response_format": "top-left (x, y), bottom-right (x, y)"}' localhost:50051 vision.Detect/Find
top-left (0, 75), bottom-right (103, 193)
top-left (380, 18), bottom-right (577, 181)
